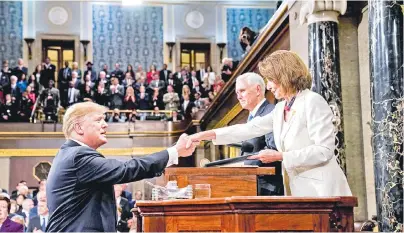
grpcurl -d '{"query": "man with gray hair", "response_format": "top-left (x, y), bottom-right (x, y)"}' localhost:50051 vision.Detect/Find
top-left (235, 72), bottom-right (283, 196)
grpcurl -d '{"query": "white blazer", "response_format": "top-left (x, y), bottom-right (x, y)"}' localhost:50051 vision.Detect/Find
top-left (213, 89), bottom-right (352, 197)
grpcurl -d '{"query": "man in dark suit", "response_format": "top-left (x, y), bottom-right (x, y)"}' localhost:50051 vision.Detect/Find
top-left (180, 94), bottom-right (195, 119)
top-left (120, 183), bottom-right (132, 202)
top-left (83, 61), bottom-right (97, 83)
top-left (196, 64), bottom-right (205, 82)
top-left (27, 200), bottom-right (49, 232)
top-left (58, 61), bottom-right (72, 108)
top-left (159, 64), bottom-right (171, 84)
top-left (46, 102), bottom-right (197, 232)
top-left (12, 58), bottom-right (28, 81)
top-left (235, 72), bottom-right (283, 196)
top-left (41, 57), bottom-right (56, 88)
top-left (110, 63), bottom-right (124, 84)
top-left (114, 185), bottom-right (131, 232)
top-left (166, 73), bottom-right (182, 96)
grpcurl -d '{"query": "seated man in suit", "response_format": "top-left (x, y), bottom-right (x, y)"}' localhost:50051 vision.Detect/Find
top-left (46, 102), bottom-right (197, 232)
top-left (235, 72), bottom-right (283, 196)
top-left (27, 200), bottom-right (49, 232)
top-left (146, 107), bottom-right (166, 121)
top-left (114, 185), bottom-right (131, 232)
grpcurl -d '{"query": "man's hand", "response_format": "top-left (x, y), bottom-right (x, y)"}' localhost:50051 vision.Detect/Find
top-left (248, 149), bottom-right (283, 164)
top-left (175, 133), bottom-right (198, 157)
top-left (185, 133), bottom-right (203, 149)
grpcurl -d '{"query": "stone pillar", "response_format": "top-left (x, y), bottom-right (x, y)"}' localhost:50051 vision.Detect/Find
top-left (300, 0), bottom-right (348, 173)
top-left (368, 0), bottom-right (403, 231)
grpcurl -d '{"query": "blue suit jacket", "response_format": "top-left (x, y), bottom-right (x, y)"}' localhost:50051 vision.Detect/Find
top-left (29, 206), bottom-right (38, 219)
top-left (46, 140), bottom-right (169, 232)
top-left (244, 100), bottom-right (276, 152)
top-left (0, 217), bottom-right (23, 232)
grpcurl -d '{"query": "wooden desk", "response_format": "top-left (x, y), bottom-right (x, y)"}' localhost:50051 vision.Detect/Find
top-left (136, 196), bottom-right (357, 232)
top-left (156, 167), bottom-right (275, 198)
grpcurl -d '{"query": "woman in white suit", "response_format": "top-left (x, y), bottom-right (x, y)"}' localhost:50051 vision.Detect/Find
top-left (187, 50), bottom-right (352, 197)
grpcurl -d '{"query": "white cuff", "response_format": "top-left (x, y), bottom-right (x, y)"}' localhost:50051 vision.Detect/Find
top-left (166, 146), bottom-right (179, 167)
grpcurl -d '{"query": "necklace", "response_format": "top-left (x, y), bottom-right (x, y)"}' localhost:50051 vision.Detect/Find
top-left (284, 92), bottom-right (299, 111)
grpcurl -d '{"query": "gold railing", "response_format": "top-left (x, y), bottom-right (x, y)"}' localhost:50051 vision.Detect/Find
top-left (33, 108), bottom-right (176, 123)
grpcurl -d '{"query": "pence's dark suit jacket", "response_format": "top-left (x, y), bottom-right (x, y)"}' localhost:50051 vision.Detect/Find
top-left (244, 100), bottom-right (276, 152)
top-left (46, 140), bottom-right (169, 232)
top-left (243, 100), bottom-right (284, 196)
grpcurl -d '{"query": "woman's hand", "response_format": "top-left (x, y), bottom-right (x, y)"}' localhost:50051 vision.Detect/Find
top-left (185, 131), bottom-right (217, 149)
top-left (248, 149), bottom-right (283, 163)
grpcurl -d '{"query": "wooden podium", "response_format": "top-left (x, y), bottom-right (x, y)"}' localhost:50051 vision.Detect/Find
top-left (155, 167), bottom-right (275, 198)
top-left (136, 196), bottom-right (358, 232)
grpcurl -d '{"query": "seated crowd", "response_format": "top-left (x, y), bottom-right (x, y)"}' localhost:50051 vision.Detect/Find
top-left (0, 181), bottom-right (143, 232)
top-left (0, 58), bottom-right (239, 123)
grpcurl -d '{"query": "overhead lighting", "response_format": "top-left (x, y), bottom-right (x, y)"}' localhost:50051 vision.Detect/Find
top-left (122, 0), bottom-right (143, 6)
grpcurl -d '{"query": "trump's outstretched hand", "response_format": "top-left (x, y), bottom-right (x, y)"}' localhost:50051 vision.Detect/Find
top-left (248, 149), bottom-right (283, 164)
top-left (175, 133), bottom-right (199, 157)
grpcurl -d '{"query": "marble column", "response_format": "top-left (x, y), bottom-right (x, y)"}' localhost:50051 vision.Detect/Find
top-left (300, 0), bottom-right (347, 173)
top-left (368, 0), bottom-right (403, 231)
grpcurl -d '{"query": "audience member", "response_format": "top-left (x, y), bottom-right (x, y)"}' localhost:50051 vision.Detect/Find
top-left (58, 61), bottom-right (71, 107)
top-left (109, 78), bottom-right (124, 109)
top-left (146, 65), bottom-right (157, 84)
top-left (13, 58), bottom-right (28, 81)
top-left (159, 64), bottom-right (171, 84)
top-left (26, 200), bottom-right (49, 233)
top-left (40, 57), bottom-right (56, 88)
top-left (111, 63), bottom-right (124, 83)
top-left (137, 86), bottom-right (150, 110)
top-left (71, 62), bottom-right (82, 80)
top-left (108, 108), bottom-right (126, 123)
top-left (135, 65), bottom-right (146, 81)
top-left (83, 61), bottom-right (97, 82)
top-left (126, 65), bottom-right (135, 81)
top-left (123, 87), bottom-right (138, 110)
top-left (0, 195), bottom-right (23, 232)
top-left (163, 85), bottom-right (180, 111)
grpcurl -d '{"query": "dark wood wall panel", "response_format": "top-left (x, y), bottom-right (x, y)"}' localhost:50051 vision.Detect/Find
top-left (9, 157), bottom-right (54, 192)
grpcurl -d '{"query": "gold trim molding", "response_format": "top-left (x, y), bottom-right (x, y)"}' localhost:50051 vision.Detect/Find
top-left (0, 147), bottom-right (167, 157)
top-left (209, 103), bottom-right (243, 130)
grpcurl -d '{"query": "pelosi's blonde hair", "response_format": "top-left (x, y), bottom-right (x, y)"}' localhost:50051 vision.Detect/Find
top-left (62, 102), bottom-right (108, 139)
top-left (258, 50), bottom-right (312, 95)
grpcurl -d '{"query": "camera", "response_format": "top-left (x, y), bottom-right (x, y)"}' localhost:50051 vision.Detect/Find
top-left (239, 27), bottom-right (258, 53)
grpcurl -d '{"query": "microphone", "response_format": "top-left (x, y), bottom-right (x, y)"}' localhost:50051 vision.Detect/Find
top-left (241, 141), bottom-right (254, 155)
top-left (204, 142), bottom-right (258, 167)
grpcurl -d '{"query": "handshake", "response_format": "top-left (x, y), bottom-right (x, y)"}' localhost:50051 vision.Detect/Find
top-left (174, 133), bottom-right (204, 157)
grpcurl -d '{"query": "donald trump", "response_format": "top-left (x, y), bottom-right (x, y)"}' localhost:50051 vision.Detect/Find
top-left (46, 102), bottom-right (196, 232)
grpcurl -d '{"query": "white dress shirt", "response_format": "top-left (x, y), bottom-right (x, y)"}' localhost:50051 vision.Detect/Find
top-left (39, 214), bottom-right (49, 227)
top-left (183, 100), bottom-right (189, 112)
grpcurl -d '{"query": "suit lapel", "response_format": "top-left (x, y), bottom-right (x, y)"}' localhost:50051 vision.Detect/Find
top-left (280, 90), bottom-right (307, 144)
top-left (255, 100), bottom-right (268, 117)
